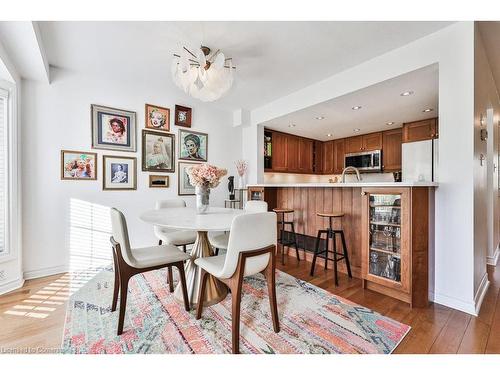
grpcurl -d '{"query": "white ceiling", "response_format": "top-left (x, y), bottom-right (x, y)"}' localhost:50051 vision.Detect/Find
top-left (262, 64), bottom-right (439, 141)
top-left (35, 21), bottom-right (452, 111)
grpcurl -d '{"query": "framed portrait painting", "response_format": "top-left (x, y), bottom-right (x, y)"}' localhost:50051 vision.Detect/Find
top-left (142, 130), bottom-right (175, 172)
top-left (145, 103), bottom-right (170, 132)
top-left (174, 105), bottom-right (192, 128)
top-left (178, 129), bottom-right (207, 162)
top-left (103, 155), bottom-right (137, 190)
top-left (91, 104), bottom-right (137, 152)
top-left (178, 161), bottom-right (200, 195)
top-left (149, 175), bottom-right (169, 188)
top-left (61, 150), bottom-right (97, 180)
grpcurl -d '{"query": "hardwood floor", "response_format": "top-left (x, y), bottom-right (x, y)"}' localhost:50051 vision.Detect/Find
top-left (0, 257), bottom-right (499, 353)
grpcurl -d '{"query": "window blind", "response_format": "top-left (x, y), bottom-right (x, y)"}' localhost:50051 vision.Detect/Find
top-left (0, 94), bottom-right (6, 254)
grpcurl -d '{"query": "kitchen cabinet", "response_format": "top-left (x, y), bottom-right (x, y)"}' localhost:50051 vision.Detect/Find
top-left (362, 132), bottom-right (383, 151)
top-left (271, 132), bottom-right (288, 171)
top-left (382, 128), bottom-right (402, 172)
top-left (313, 141), bottom-right (323, 173)
top-left (361, 187), bottom-right (429, 307)
top-left (298, 138), bottom-right (314, 173)
top-left (345, 136), bottom-right (363, 154)
top-left (286, 135), bottom-right (300, 172)
top-left (333, 138), bottom-right (345, 174)
top-left (322, 140), bottom-right (334, 174)
top-left (402, 118), bottom-right (438, 143)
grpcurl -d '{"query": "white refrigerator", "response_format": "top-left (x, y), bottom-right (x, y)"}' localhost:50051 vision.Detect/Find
top-left (402, 139), bottom-right (439, 182)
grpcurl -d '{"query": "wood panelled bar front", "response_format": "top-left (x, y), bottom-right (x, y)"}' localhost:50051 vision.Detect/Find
top-left (247, 184), bottom-right (434, 307)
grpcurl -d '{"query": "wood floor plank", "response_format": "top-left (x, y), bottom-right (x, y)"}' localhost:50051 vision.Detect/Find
top-left (429, 310), bottom-right (471, 353)
top-left (485, 285), bottom-right (500, 353)
top-left (458, 318), bottom-right (490, 353)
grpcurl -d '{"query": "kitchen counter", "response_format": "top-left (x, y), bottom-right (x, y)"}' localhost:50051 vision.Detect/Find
top-left (248, 181), bottom-right (438, 188)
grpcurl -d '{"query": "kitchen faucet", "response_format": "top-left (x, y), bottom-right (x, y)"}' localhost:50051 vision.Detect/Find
top-left (341, 166), bottom-right (362, 183)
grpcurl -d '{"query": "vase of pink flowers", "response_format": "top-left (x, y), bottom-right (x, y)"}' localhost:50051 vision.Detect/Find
top-left (235, 160), bottom-right (248, 189)
top-left (186, 164), bottom-right (227, 214)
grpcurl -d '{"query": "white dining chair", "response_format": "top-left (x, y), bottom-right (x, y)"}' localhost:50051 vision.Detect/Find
top-left (154, 199), bottom-right (197, 252)
top-left (209, 200), bottom-right (268, 256)
top-left (195, 211), bottom-right (279, 354)
top-left (110, 208), bottom-right (190, 335)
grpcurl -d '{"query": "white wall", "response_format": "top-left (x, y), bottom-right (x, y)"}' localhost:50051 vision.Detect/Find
top-left (246, 22), bottom-right (480, 314)
top-left (21, 67), bottom-right (241, 278)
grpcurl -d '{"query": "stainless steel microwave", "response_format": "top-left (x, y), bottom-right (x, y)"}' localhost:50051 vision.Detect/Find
top-left (344, 150), bottom-right (382, 172)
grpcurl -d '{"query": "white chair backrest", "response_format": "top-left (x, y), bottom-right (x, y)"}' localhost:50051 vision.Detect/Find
top-left (219, 212), bottom-right (277, 279)
top-left (155, 199), bottom-right (187, 209)
top-left (110, 208), bottom-right (134, 266)
top-left (244, 200), bottom-right (268, 212)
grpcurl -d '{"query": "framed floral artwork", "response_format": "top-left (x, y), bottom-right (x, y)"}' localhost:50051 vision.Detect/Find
top-left (174, 105), bottom-right (192, 128)
top-left (142, 130), bottom-right (175, 172)
top-left (91, 104), bottom-right (137, 152)
top-left (103, 155), bottom-right (137, 191)
top-left (178, 161), bottom-right (200, 195)
top-left (145, 103), bottom-right (170, 132)
top-left (178, 129), bottom-right (207, 162)
top-left (61, 150), bottom-right (97, 180)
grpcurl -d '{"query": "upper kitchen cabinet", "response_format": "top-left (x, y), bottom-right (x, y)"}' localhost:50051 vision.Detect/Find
top-left (323, 140), bottom-right (334, 174)
top-left (271, 131), bottom-right (288, 171)
top-left (286, 135), bottom-right (300, 172)
top-left (298, 137), bottom-right (314, 173)
top-left (345, 132), bottom-right (383, 153)
top-left (345, 135), bottom-right (363, 154)
top-left (402, 118), bottom-right (438, 143)
top-left (333, 138), bottom-right (345, 174)
top-left (313, 141), bottom-right (323, 174)
top-left (382, 128), bottom-right (403, 172)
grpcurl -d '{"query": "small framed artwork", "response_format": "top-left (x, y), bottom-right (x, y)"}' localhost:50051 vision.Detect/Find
top-left (149, 175), bottom-right (169, 188)
top-left (142, 130), bottom-right (175, 172)
top-left (61, 150), bottom-right (97, 180)
top-left (91, 104), bottom-right (136, 152)
top-left (178, 161), bottom-right (200, 195)
top-left (145, 103), bottom-right (170, 132)
top-left (179, 129), bottom-right (208, 162)
top-left (103, 155), bottom-right (137, 191)
top-left (174, 105), bottom-right (192, 128)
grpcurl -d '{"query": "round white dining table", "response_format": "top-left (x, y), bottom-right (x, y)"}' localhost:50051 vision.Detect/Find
top-left (140, 206), bottom-right (244, 309)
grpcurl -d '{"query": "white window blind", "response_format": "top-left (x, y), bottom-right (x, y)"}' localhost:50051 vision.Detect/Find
top-left (0, 90), bottom-right (7, 254)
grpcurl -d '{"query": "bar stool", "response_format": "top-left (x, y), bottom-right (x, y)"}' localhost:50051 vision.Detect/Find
top-left (272, 208), bottom-right (300, 265)
top-left (310, 212), bottom-right (352, 286)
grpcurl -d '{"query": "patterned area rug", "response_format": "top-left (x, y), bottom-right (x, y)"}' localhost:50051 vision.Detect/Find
top-left (62, 266), bottom-right (410, 354)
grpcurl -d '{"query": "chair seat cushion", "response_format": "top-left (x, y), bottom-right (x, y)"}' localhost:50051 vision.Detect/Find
top-left (194, 255), bottom-right (227, 277)
top-left (156, 230), bottom-right (197, 246)
top-left (194, 252), bottom-right (270, 279)
top-left (208, 232), bottom-right (229, 249)
top-left (129, 245), bottom-right (190, 269)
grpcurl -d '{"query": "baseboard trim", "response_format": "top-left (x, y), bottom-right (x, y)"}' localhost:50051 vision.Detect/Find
top-left (23, 265), bottom-right (68, 280)
top-left (474, 272), bottom-right (490, 316)
top-left (0, 277), bottom-right (25, 295)
top-left (432, 292), bottom-right (477, 316)
top-left (487, 246), bottom-right (499, 266)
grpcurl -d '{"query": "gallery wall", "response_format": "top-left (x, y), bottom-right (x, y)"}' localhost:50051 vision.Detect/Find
top-left (21, 67), bottom-right (242, 278)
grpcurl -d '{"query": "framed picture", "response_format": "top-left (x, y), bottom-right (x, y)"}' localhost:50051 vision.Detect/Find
top-left (174, 105), bottom-right (192, 128)
top-left (178, 129), bottom-right (208, 162)
top-left (178, 161), bottom-right (200, 195)
top-left (103, 155), bottom-right (137, 190)
top-left (91, 104), bottom-right (137, 152)
top-left (149, 175), bottom-right (169, 188)
top-left (145, 103), bottom-right (170, 132)
top-left (142, 130), bottom-right (175, 172)
top-left (61, 150), bottom-right (97, 180)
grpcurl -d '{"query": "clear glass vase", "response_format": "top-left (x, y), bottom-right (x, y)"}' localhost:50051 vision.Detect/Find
top-left (195, 183), bottom-right (210, 214)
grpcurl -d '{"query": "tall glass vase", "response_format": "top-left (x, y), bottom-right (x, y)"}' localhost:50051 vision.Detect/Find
top-left (195, 183), bottom-right (210, 214)
top-left (238, 174), bottom-right (246, 189)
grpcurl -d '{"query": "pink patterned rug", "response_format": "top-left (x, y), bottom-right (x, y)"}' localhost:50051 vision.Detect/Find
top-left (62, 266), bottom-right (410, 354)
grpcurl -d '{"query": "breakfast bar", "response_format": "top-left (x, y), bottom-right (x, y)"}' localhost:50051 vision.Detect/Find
top-left (247, 182), bottom-right (437, 307)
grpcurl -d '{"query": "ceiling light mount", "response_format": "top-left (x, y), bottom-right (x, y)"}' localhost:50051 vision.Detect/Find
top-left (352, 106), bottom-right (362, 110)
top-left (400, 91), bottom-right (414, 96)
top-left (422, 108), bottom-right (434, 113)
top-left (353, 128), bottom-right (361, 133)
top-left (315, 116), bottom-right (325, 120)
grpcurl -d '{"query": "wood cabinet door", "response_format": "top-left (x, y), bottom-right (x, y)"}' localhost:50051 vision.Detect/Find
top-left (313, 141), bottom-right (323, 173)
top-left (286, 135), bottom-right (300, 172)
top-left (298, 138), bottom-right (314, 173)
top-left (345, 136), bottom-right (363, 154)
top-left (382, 128), bottom-right (402, 172)
top-left (402, 118), bottom-right (438, 143)
top-left (322, 140), bottom-right (334, 174)
top-left (362, 132), bottom-right (383, 151)
top-left (333, 138), bottom-right (345, 174)
top-left (272, 132), bottom-right (288, 171)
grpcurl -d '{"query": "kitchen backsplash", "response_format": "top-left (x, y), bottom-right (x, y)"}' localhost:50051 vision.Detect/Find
top-left (264, 172), bottom-right (396, 183)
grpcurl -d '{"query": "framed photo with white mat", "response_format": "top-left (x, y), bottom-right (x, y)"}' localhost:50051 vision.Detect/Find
top-left (103, 155), bottom-right (137, 191)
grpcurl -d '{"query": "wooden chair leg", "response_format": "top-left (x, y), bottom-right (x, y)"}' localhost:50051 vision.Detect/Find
top-left (117, 276), bottom-right (130, 335)
top-left (111, 252), bottom-right (120, 312)
top-left (231, 279), bottom-right (243, 354)
top-left (196, 269), bottom-right (209, 319)
top-left (158, 239), bottom-right (162, 245)
top-left (176, 263), bottom-right (190, 312)
top-left (167, 266), bottom-right (174, 293)
top-left (264, 265), bottom-right (280, 333)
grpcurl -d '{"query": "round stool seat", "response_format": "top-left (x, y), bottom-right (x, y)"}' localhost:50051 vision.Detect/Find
top-left (316, 212), bottom-right (344, 218)
top-left (273, 208), bottom-right (294, 214)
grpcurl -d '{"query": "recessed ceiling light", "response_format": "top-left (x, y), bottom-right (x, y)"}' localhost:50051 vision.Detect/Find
top-left (386, 122), bottom-right (395, 125)
top-left (327, 133), bottom-right (333, 137)
top-left (289, 124), bottom-right (296, 127)
top-left (400, 91), bottom-right (414, 96)
top-left (353, 128), bottom-right (361, 133)
top-left (352, 106), bottom-right (362, 110)
top-left (422, 108), bottom-right (434, 113)
top-left (315, 116), bottom-right (325, 120)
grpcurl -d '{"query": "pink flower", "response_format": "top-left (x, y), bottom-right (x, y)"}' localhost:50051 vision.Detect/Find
top-left (186, 164), bottom-right (227, 188)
